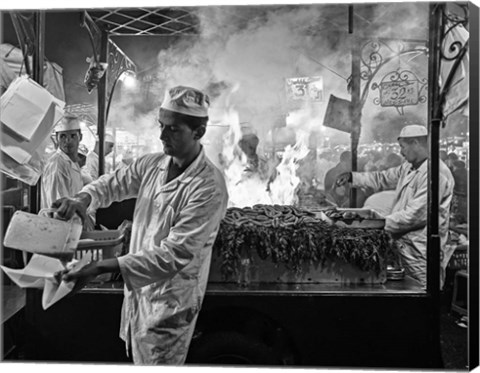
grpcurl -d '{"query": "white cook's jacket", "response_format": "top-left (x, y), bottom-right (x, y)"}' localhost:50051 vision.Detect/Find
top-left (80, 148), bottom-right (228, 365)
top-left (352, 160), bottom-right (454, 288)
top-left (85, 151), bottom-right (99, 180)
top-left (41, 149), bottom-right (83, 210)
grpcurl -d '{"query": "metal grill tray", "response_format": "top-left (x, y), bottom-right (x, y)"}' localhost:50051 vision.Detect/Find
top-left (316, 208), bottom-right (386, 229)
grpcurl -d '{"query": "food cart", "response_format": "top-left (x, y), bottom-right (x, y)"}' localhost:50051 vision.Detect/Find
top-left (1, 3), bottom-right (475, 369)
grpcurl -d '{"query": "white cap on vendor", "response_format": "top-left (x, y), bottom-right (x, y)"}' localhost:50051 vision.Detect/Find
top-left (398, 124), bottom-right (428, 139)
top-left (55, 114), bottom-right (81, 132)
top-left (160, 86), bottom-right (210, 117)
top-left (96, 133), bottom-right (115, 144)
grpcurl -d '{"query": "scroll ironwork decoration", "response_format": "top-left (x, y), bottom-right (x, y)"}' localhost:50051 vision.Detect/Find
top-left (441, 4), bottom-right (468, 61)
top-left (436, 4), bottom-right (469, 123)
top-left (106, 40), bottom-right (136, 104)
top-left (353, 38), bottom-right (428, 114)
top-left (372, 70), bottom-right (428, 115)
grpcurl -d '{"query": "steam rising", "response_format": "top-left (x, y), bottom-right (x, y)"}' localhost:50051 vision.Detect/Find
top-left (106, 3), bottom-right (431, 193)
top-left (149, 4), bottom-right (429, 148)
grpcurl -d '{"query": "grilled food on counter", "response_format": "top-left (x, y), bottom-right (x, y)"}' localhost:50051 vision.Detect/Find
top-left (213, 205), bottom-right (397, 280)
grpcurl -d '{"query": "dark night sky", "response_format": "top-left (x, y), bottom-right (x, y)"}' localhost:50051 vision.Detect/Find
top-left (1, 10), bottom-right (175, 105)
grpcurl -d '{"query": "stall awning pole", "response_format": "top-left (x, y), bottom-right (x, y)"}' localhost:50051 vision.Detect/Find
top-left (97, 29), bottom-right (109, 176)
top-left (30, 11), bottom-right (45, 214)
top-left (350, 6), bottom-right (361, 208)
top-left (426, 3), bottom-right (444, 368)
top-left (427, 2), bottom-right (443, 301)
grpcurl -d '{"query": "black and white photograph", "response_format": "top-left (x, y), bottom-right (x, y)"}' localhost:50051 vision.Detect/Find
top-left (0, 1), bottom-right (478, 372)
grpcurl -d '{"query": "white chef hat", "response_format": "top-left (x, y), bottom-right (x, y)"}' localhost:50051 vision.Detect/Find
top-left (95, 133), bottom-right (115, 143)
top-left (55, 114), bottom-right (81, 132)
top-left (160, 86), bottom-right (210, 118)
top-left (105, 133), bottom-right (115, 143)
top-left (398, 124), bottom-right (428, 139)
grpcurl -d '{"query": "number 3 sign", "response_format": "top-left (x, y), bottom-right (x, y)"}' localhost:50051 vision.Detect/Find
top-left (285, 76), bottom-right (324, 102)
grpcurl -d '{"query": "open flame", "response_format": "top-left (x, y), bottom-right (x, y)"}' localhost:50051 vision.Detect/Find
top-left (219, 106), bottom-right (310, 207)
top-left (268, 131), bottom-right (310, 205)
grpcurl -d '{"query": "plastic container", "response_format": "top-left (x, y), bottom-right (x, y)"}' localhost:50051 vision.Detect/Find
top-left (448, 245), bottom-right (468, 271)
top-left (75, 230), bottom-right (125, 261)
top-left (75, 230), bottom-right (125, 283)
top-left (3, 208), bottom-right (82, 261)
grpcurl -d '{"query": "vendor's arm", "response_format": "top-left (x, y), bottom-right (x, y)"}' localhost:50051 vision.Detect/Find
top-left (351, 164), bottom-right (404, 193)
top-left (52, 154), bottom-right (150, 220)
top-left (118, 181), bottom-right (228, 290)
top-left (61, 258), bottom-right (120, 284)
top-left (80, 155), bottom-right (148, 211)
top-left (384, 172), bottom-right (428, 234)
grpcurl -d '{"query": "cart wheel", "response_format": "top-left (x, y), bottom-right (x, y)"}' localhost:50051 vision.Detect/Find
top-left (188, 331), bottom-right (278, 365)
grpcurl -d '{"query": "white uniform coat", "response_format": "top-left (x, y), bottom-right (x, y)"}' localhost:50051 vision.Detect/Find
top-left (81, 149), bottom-right (228, 364)
top-left (352, 160), bottom-right (454, 288)
top-left (85, 151), bottom-right (99, 180)
top-left (41, 149), bottom-right (83, 209)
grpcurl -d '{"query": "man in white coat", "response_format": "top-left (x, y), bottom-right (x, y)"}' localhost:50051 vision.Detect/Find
top-left (84, 133), bottom-right (115, 180)
top-left (53, 86), bottom-right (229, 365)
top-left (41, 115), bottom-right (84, 210)
top-left (336, 124), bottom-right (454, 288)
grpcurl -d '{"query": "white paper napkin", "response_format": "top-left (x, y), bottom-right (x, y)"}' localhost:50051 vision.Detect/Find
top-left (0, 252), bottom-right (92, 310)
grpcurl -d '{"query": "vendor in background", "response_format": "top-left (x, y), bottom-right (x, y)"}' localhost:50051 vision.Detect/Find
top-left (336, 124), bottom-right (454, 288)
top-left (439, 150), bottom-right (448, 163)
top-left (84, 133), bottom-right (115, 180)
top-left (78, 144), bottom-right (93, 185)
top-left (446, 151), bottom-right (458, 171)
top-left (450, 160), bottom-right (468, 225)
top-left (41, 115), bottom-right (95, 229)
top-left (363, 150), bottom-right (381, 172)
top-left (238, 133), bottom-right (270, 181)
top-left (53, 86), bottom-right (228, 365)
top-left (324, 150), bottom-right (351, 202)
top-left (324, 151), bottom-right (367, 207)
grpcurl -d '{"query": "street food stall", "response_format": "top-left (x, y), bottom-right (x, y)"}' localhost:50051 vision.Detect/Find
top-left (0, 2), bottom-right (475, 369)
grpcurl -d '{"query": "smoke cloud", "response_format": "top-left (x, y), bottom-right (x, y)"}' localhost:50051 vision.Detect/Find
top-left (104, 3), bottom-right (432, 164)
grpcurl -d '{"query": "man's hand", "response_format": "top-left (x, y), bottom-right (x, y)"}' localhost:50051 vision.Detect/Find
top-left (52, 193), bottom-right (92, 223)
top-left (335, 172), bottom-right (352, 187)
top-left (61, 261), bottom-right (101, 292)
top-left (62, 260), bottom-right (101, 281)
top-left (55, 258), bottom-right (120, 295)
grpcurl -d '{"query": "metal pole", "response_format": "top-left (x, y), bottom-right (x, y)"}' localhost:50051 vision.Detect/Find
top-left (97, 30), bottom-right (109, 176)
top-left (350, 32), bottom-right (361, 208)
top-left (469, 5), bottom-right (480, 368)
top-left (427, 2), bottom-right (442, 303)
top-left (30, 11), bottom-right (45, 214)
top-left (427, 3), bottom-right (443, 368)
top-left (112, 126), bottom-right (117, 169)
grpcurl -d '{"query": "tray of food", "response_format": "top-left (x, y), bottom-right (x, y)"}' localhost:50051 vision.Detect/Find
top-left (318, 208), bottom-right (386, 229)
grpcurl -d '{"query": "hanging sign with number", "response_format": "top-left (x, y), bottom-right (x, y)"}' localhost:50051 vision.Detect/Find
top-left (285, 76), bottom-right (324, 102)
top-left (380, 80), bottom-right (418, 106)
top-left (372, 70), bottom-right (427, 111)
